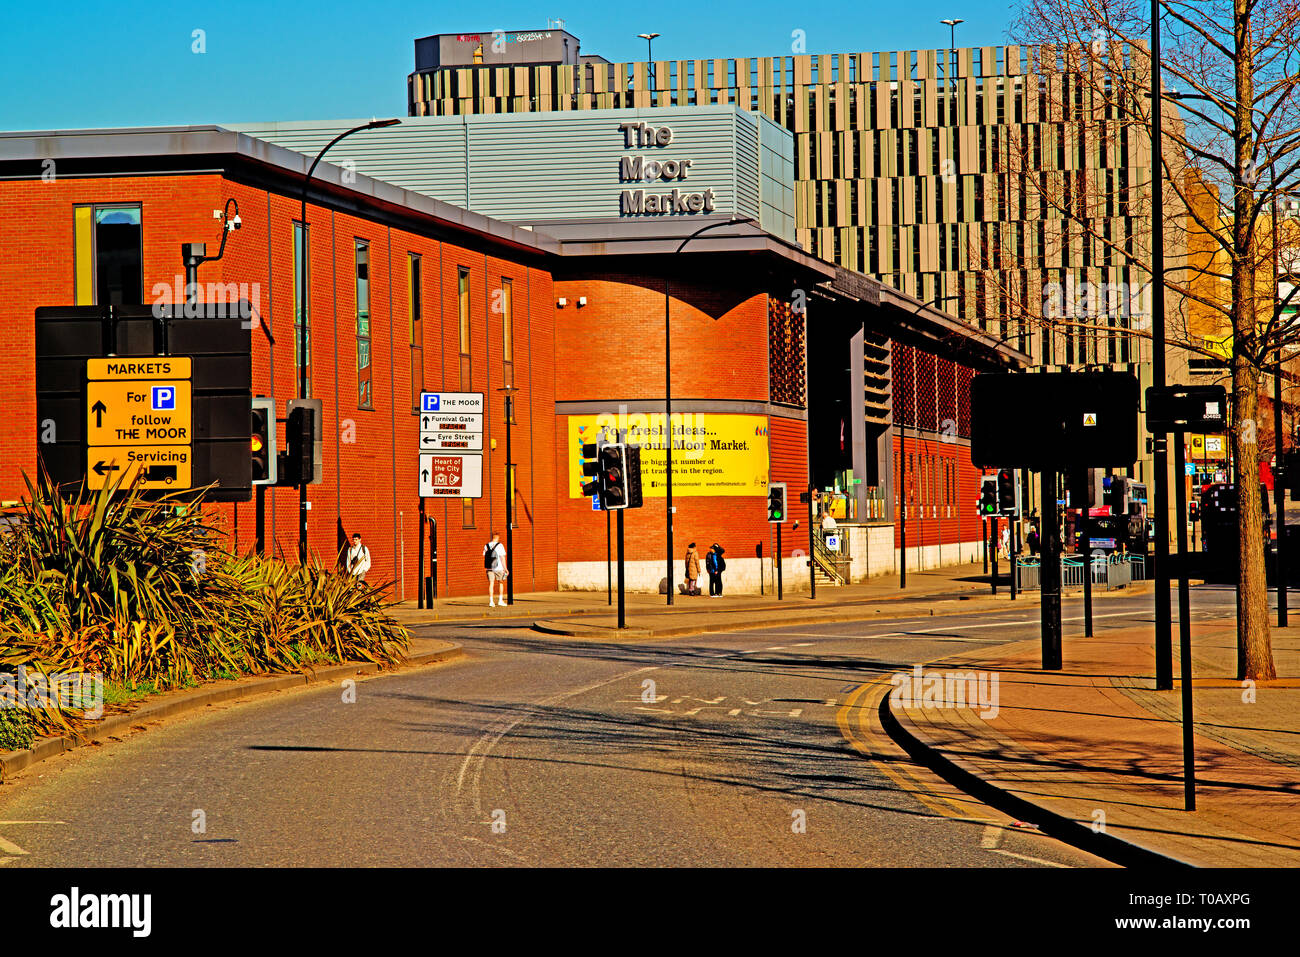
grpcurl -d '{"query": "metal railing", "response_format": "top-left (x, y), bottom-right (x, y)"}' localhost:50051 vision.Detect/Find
top-left (813, 528), bottom-right (849, 584)
top-left (1016, 553), bottom-right (1139, 591)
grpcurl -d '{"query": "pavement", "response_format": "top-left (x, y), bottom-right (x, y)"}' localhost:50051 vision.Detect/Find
top-left (885, 614), bottom-right (1300, 867)
top-left (391, 560), bottom-right (1150, 638)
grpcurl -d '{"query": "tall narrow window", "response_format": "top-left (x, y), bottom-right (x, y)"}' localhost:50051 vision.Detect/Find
top-left (356, 241), bottom-right (372, 409)
top-left (409, 253), bottom-right (423, 412)
top-left (74, 204), bottom-right (143, 305)
top-left (500, 277), bottom-right (514, 390)
top-left (294, 222), bottom-right (311, 398)
top-left (462, 499), bottom-right (475, 529)
top-left (458, 267), bottom-right (472, 388)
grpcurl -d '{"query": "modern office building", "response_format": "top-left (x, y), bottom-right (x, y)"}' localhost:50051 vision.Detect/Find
top-left (409, 30), bottom-right (1187, 531)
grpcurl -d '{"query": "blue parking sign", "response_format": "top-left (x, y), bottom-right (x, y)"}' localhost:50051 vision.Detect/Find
top-left (421, 394), bottom-right (441, 412)
top-left (152, 386), bottom-right (176, 411)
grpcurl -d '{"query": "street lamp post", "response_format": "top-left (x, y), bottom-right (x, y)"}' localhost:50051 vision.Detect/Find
top-left (637, 33), bottom-right (660, 90)
top-left (297, 118), bottom-right (400, 563)
top-left (498, 385), bottom-right (519, 606)
top-left (940, 18), bottom-right (964, 78)
top-left (664, 216), bottom-right (754, 604)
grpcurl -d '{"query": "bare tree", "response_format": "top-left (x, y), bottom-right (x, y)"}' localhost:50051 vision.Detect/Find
top-left (1002, 0), bottom-right (1300, 679)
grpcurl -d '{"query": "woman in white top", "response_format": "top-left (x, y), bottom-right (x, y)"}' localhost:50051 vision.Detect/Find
top-left (484, 532), bottom-right (508, 607)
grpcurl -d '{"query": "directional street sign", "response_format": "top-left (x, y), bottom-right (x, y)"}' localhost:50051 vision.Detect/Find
top-left (85, 355), bottom-right (194, 490)
top-left (419, 452), bottom-right (483, 498)
top-left (86, 357), bottom-right (192, 381)
top-left (418, 392), bottom-right (484, 498)
top-left (87, 446), bottom-right (192, 489)
top-left (419, 411), bottom-right (485, 451)
top-left (86, 381), bottom-right (192, 445)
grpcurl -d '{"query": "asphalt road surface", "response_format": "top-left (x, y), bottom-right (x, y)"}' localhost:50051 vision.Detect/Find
top-left (0, 586), bottom-right (1240, 867)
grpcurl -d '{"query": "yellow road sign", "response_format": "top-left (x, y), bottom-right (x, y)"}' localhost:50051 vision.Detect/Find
top-left (87, 357), bottom-right (192, 380)
top-left (86, 381), bottom-right (191, 446)
top-left (86, 446), bottom-right (192, 490)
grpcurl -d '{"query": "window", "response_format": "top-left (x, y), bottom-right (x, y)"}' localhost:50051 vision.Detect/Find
top-left (294, 222), bottom-right (311, 398)
top-left (500, 277), bottom-right (514, 390)
top-left (74, 204), bottom-right (142, 306)
top-left (509, 463), bottom-right (518, 528)
top-left (355, 241), bottom-right (372, 409)
top-left (462, 499), bottom-right (475, 529)
top-left (458, 267), bottom-right (472, 388)
top-left (409, 254), bottom-right (423, 412)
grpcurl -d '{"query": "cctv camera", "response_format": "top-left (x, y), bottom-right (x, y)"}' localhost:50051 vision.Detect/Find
top-left (228, 214), bottom-right (242, 231)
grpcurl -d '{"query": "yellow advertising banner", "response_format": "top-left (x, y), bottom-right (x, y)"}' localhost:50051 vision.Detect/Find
top-left (567, 413), bottom-right (770, 497)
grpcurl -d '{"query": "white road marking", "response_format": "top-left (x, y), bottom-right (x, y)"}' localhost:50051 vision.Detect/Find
top-left (0, 836), bottom-right (29, 856)
top-left (455, 665), bottom-right (659, 818)
top-left (990, 847), bottom-right (1070, 868)
top-left (980, 825), bottom-right (1003, 849)
top-left (0, 821), bottom-right (65, 825)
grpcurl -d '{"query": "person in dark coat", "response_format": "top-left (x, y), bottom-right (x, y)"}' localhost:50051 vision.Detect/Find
top-left (705, 543), bottom-right (727, 596)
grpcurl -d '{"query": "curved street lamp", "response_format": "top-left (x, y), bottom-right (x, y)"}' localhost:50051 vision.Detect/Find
top-left (663, 215), bottom-right (756, 603)
top-left (297, 118), bottom-right (401, 563)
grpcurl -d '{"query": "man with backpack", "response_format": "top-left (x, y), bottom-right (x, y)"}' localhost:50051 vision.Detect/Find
top-left (705, 543), bottom-right (727, 596)
top-left (346, 532), bottom-right (371, 582)
top-left (484, 532), bottom-right (508, 607)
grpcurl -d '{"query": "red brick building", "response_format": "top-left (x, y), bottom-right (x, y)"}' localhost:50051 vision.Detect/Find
top-left (0, 127), bottom-right (559, 599)
top-left (0, 127), bottom-right (1026, 598)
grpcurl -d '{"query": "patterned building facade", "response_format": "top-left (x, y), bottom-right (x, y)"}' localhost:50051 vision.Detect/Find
top-left (409, 42), bottom-right (1157, 372)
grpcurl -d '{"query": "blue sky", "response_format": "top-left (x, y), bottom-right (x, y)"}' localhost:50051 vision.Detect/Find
top-left (0, 0), bottom-right (1016, 131)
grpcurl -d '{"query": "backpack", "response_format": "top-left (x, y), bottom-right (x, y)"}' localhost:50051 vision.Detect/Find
top-left (717, 554), bottom-right (726, 572)
top-left (484, 544), bottom-right (498, 569)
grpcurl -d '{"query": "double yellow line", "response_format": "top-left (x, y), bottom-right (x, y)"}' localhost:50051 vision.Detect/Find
top-left (836, 675), bottom-right (983, 822)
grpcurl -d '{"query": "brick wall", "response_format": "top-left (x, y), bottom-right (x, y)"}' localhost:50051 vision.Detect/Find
top-left (2, 172), bottom-right (558, 599)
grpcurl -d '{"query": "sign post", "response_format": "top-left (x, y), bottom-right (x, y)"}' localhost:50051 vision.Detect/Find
top-left (418, 393), bottom-right (485, 595)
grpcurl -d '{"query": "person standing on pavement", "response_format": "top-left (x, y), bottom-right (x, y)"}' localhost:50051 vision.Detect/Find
top-left (1000, 524), bottom-right (1011, 560)
top-left (346, 532), bottom-right (371, 582)
top-left (484, 532), bottom-right (508, 607)
top-left (684, 542), bottom-right (701, 596)
top-left (705, 543), bottom-right (727, 596)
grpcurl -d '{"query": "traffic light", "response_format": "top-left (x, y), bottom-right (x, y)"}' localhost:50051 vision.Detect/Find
top-left (997, 469), bottom-right (1016, 515)
top-left (280, 404), bottom-right (316, 486)
top-left (1189, 501), bottom-right (1200, 523)
top-left (979, 476), bottom-right (998, 516)
top-left (580, 442), bottom-right (602, 499)
top-left (250, 397), bottom-right (277, 485)
top-left (767, 482), bottom-right (788, 523)
top-left (599, 443), bottom-right (629, 509)
top-left (626, 445), bottom-right (643, 509)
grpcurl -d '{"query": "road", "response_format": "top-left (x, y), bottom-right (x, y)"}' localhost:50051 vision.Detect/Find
top-left (0, 586), bottom-right (1241, 867)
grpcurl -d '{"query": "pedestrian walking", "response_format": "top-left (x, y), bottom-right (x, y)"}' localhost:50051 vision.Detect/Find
top-left (1027, 522), bottom-right (1041, 557)
top-left (705, 543), bottom-right (727, 597)
top-left (484, 532), bottom-right (508, 607)
top-left (684, 542), bottom-right (701, 596)
top-left (345, 532), bottom-right (371, 582)
top-left (1000, 524), bottom-right (1011, 560)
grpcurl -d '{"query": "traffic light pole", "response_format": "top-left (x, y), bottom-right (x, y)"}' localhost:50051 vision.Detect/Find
top-left (1174, 430), bottom-right (1197, 810)
top-left (1276, 351), bottom-right (1288, 627)
top-left (1010, 512), bottom-right (1017, 601)
top-left (1150, 0), bottom-right (1174, 692)
top-left (807, 485), bottom-right (816, 599)
top-left (777, 522), bottom-right (784, 600)
top-left (990, 516), bottom-right (998, 596)
top-left (982, 517), bottom-right (989, 573)
top-left (1082, 512), bottom-right (1094, 638)
top-left (899, 438), bottom-right (907, 589)
top-left (1041, 468), bottom-right (1063, 669)
top-left (606, 507), bottom-right (612, 606)
top-left (616, 509), bottom-right (626, 629)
